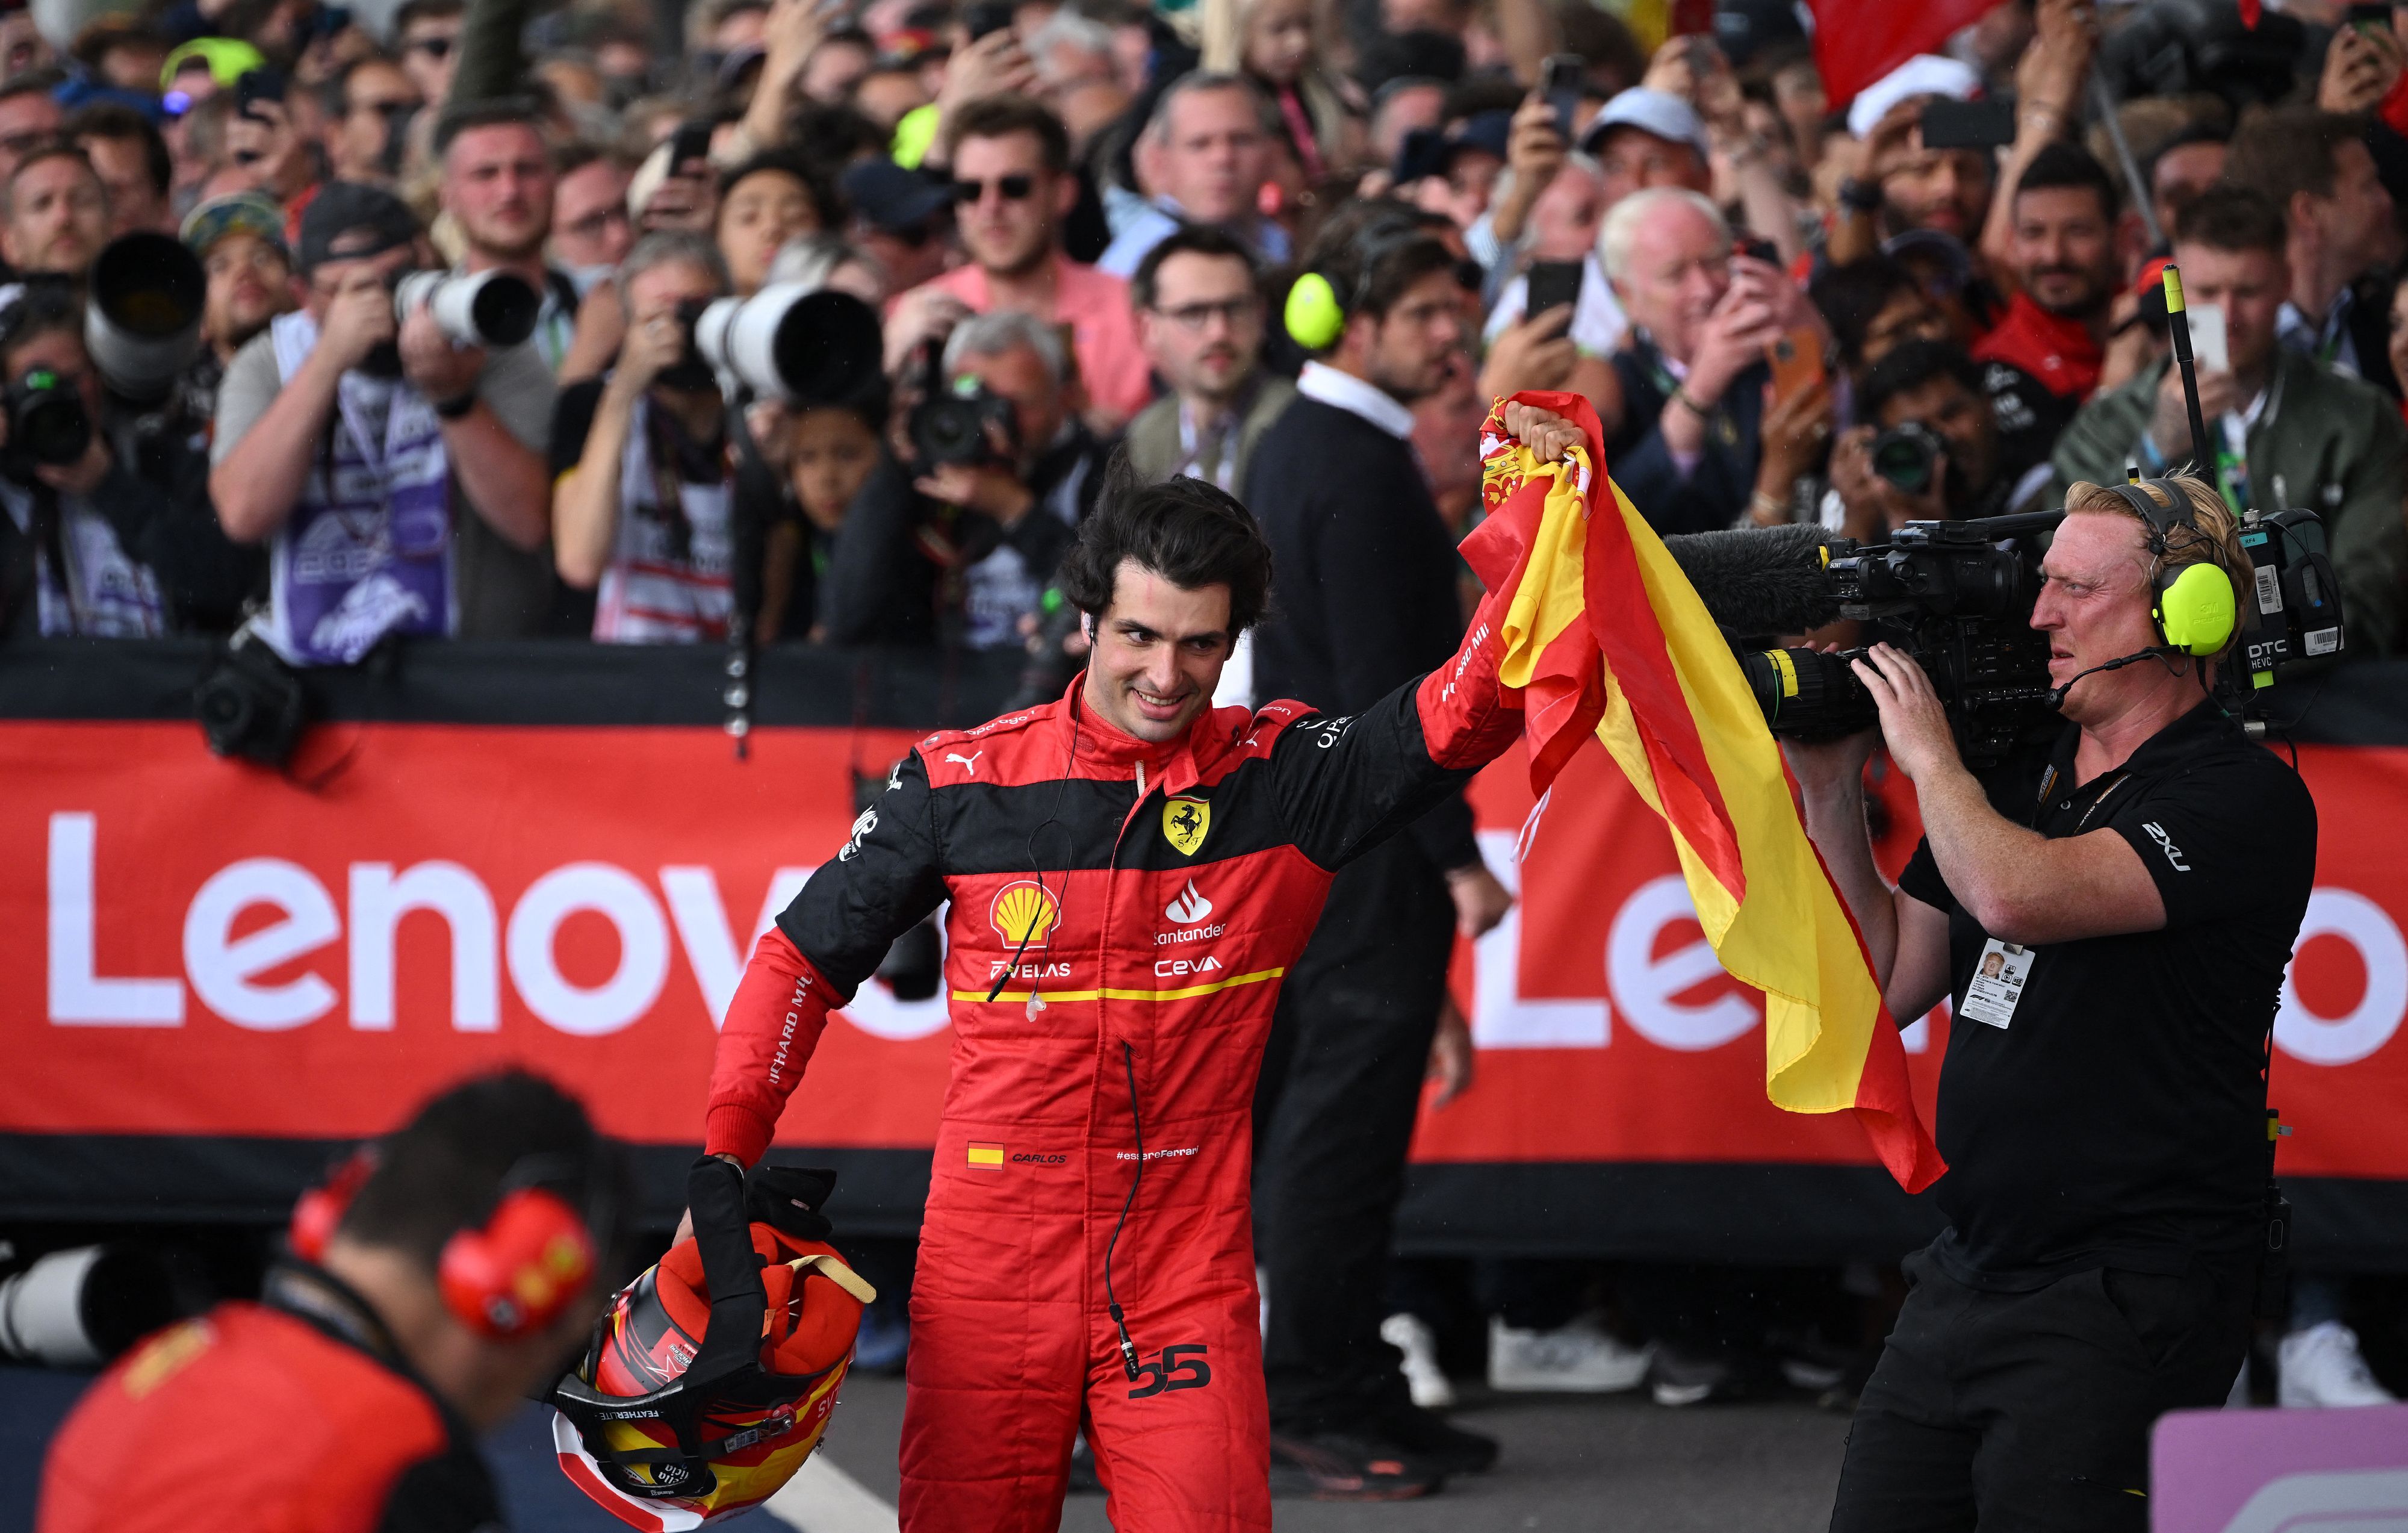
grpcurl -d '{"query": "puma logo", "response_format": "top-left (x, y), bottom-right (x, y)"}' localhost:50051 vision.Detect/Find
top-left (946, 751), bottom-right (983, 775)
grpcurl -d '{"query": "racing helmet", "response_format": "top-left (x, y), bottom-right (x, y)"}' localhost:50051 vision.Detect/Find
top-left (553, 1161), bottom-right (874, 1531)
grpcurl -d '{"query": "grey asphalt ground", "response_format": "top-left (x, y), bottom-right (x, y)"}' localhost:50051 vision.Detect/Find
top-left (2, 1364), bottom-right (1852, 1533)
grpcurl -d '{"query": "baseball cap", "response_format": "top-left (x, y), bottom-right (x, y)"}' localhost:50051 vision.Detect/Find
top-left (1845, 54), bottom-right (1981, 140)
top-left (181, 190), bottom-right (290, 261)
top-left (160, 36), bottom-right (265, 92)
top-left (841, 157), bottom-right (950, 234)
top-left (1391, 110), bottom-right (1511, 185)
top-left (296, 181), bottom-right (420, 272)
top-left (1580, 88), bottom-right (1710, 161)
top-left (1882, 228), bottom-right (1973, 296)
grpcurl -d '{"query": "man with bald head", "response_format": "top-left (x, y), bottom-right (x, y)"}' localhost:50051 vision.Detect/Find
top-left (1603, 185), bottom-right (1811, 535)
top-left (1100, 70), bottom-right (1290, 277)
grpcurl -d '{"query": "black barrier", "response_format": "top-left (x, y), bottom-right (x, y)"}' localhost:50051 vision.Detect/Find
top-left (4, 639), bottom-right (2406, 1268)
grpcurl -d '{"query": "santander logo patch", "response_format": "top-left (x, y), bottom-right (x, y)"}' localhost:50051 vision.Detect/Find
top-left (1165, 880), bottom-right (1212, 924)
top-left (1157, 880), bottom-right (1224, 945)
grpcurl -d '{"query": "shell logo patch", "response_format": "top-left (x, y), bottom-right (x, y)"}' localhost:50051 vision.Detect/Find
top-left (1162, 796), bottom-right (1210, 856)
top-left (988, 880), bottom-right (1061, 945)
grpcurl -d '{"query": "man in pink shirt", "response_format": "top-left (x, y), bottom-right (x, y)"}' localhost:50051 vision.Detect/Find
top-left (889, 95), bottom-right (1153, 429)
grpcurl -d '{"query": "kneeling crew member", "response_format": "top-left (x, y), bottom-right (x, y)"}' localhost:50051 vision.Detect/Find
top-left (1796, 474), bottom-right (2315, 1533)
top-left (39, 1071), bottom-right (625, 1533)
top-left (697, 458), bottom-right (1538, 1531)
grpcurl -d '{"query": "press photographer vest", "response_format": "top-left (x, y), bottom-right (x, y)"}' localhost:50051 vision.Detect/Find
top-left (593, 393), bottom-right (734, 644)
top-left (259, 311), bottom-right (452, 665)
top-left (0, 479), bottom-right (164, 636)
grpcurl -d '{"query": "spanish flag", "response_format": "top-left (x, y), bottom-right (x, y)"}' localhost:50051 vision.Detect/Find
top-left (1465, 393), bottom-right (1943, 1193)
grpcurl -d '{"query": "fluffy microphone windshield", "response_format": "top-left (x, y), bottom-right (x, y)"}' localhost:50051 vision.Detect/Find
top-left (1659, 523), bottom-right (1846, 636)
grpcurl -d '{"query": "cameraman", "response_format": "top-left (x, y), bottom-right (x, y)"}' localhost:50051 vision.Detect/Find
top-left (819, 308), bottom-right (1107, 649)
top-left (1825, 340), bottom-right (2042, 540)
top-left (0, 279), bottom-right (254, 634)
top-left (210, 183), bottom-right (556, 663)
top-left (40, 1071), bottom-right (626, 1533)
top-left (552, 231), bottom-right (791, 643)
top-left (1790, 473), bottom-right (2316, 1532)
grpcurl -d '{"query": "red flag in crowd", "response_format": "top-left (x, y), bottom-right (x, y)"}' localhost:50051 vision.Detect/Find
top-left (1810, 0), bottom-right (2003, 111)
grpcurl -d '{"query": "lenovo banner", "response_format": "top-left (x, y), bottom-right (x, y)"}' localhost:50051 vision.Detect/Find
top-left (4, 645), bottom-right (2405, 1263)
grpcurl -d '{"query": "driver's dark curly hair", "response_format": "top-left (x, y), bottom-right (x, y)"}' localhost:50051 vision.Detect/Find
top-left (1057, 450), bottom-right (1275, 635)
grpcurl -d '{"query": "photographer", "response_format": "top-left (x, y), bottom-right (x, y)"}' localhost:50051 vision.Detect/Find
top-left (552, 231), bottom-right (793, 644)
top-left (210, 182), bottom-right (556, 663)
top-left (1794, 473), bottom-right (2315, 1531)
top-left (40, 1071), bottom-right (626, 1533)
top-left (1826, 340), bottom-right (2038, 540)
top-left (820, 308), bottom-right (1106, 649)
top-left (2049, 187), bottom-right (2408, 655)
top-left (438, 104), bottom-right (573, 372)
top-left (0, 279), bottom-right (253, 635)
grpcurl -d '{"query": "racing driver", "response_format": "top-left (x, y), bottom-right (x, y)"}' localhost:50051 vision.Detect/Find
top-left (700, 405), bottom-right (1566, 1529)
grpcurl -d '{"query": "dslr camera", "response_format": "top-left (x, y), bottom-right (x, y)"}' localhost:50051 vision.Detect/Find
top-left (1733, 505), bottom-right (2345, 765)
top-left (1869, 421), bottom-right (1943, 496)
top-left (908, 361), bottom-right (1018, 469)
top-left (4, 367), bottom-right (91, 474)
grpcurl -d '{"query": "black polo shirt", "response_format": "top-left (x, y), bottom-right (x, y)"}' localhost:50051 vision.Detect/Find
top-left (1898, 700), bottom-right (2316, 1290)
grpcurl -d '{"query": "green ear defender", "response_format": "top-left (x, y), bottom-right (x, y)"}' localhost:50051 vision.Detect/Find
top-left (1282, 217), bottom-right (1432, 351)
top-left (1283, 271), bottom-right (1345, 351)
top-left (2154, 559), bottom-right (2237, 656)
top-left (2105, 474), bottom-right (2238, 658)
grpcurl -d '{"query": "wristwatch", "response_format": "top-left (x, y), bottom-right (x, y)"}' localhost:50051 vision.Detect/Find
top-left (432, 391), bottom-right (478, 420)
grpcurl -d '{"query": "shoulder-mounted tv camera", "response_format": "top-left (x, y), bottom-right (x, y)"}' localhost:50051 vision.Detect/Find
top-left (1701, 266), bottom-right (2344, 766)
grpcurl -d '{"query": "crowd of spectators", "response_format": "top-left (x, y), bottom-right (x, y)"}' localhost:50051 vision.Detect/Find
top-left (0, 0), bottom-right (2404, 1418)
top-left (0, 0), bottom-right (2397, 671)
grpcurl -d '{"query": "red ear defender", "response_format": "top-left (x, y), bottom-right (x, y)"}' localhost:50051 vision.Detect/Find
top-left (438, 1187), bottom-right (597, 1338)
top-left (288, 1149), bottom-right (376, 1264)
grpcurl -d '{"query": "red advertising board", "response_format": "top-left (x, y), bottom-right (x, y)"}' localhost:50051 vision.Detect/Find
top-left (7, 718), bottom-right (2404, 1184)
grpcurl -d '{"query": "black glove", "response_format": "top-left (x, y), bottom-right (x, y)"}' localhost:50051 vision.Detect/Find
top-left (745, 1165), bottom-right (838, 1243)
top-left (683, 1155), bottom-right (767, 1386)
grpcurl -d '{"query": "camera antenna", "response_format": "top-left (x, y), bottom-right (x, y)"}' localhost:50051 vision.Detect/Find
top-left (2161, 264), bottom-right (2214, 475)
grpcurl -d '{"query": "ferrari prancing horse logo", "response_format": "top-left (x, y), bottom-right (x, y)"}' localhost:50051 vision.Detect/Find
top-left (1162, 797), bottom-right (1210, 856)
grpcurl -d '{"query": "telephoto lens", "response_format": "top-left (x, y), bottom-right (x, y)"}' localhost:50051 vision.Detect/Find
top-left (0, 1244), bottom-right (176, 1367)
top-left (394, 269), bottom-right (542, 348)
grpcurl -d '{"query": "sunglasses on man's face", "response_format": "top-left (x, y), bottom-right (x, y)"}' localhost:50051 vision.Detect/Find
top-left (951, 173), bottom-right (1032, 204)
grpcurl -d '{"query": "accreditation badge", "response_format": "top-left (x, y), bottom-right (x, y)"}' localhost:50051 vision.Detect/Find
top-left (1960, 939), bottom-right (2034, 1029)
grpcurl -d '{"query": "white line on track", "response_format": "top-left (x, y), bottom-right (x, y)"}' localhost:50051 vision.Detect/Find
top-left (763, 1452), bottom-right (900, 1533)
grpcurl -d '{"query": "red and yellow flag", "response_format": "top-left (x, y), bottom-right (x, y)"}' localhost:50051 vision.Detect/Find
top-left (1464, 393), bottom-right (1943, 1192)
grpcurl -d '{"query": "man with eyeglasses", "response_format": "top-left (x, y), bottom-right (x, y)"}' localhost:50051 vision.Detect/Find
top-left (393, 0), bottom-right (462, 106)
top-left (1125, 226), bottom-right (1289, 497)
top-left (550, 142), bottom-right (635, 294)
top-left (1100, 72), bottom-right (1289, 281)
top-left (888, 94), bottom-right (1151, 430)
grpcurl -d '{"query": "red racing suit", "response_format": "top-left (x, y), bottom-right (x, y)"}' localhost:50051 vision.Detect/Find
top-left (705, 614), bottom-right (1520, 1531)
